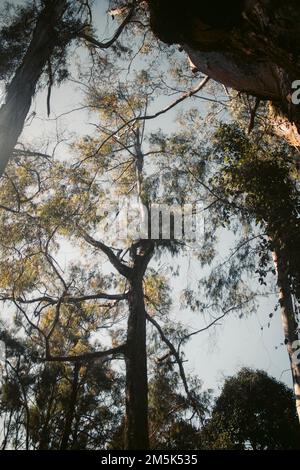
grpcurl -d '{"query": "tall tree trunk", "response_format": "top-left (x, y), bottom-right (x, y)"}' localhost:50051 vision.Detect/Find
top-left (39, 382), bottom-right (56, 450)
top-left (147, 0), bottom-right (300, 147)
top-left (60, 363), bottom-right (80, 450)
top-left (0, 0), bottom-right (68, 176)
top-left (125, 274), bottom-right (149, 450)
top-left (273, 248), bottom-right (300, 423)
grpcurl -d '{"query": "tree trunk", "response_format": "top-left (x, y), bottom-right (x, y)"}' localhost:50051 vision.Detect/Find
top-left (60, 363), bottom-right (80, 450)
top-left (125, 274), bottom-right (149, 450)
top-left (39, 382), bottom-right (56, 450)
top-left (147, 0), bottom-right (300, 147)
top-left (273, 248), bottom-right (300, 423)
top-left (0, 0), bottom-right (68, 176)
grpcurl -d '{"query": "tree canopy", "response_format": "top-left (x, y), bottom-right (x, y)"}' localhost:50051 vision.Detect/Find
top-left (0, 0), bottom-right (299, 451)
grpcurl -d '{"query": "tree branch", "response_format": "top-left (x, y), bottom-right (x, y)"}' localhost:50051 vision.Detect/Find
top-left (3, 291), bottom-right (128, 305)
top-left (77, 3), bottom-right (135, 49)
top-left (77, 77), bottom-right (210, 166)
top-left (80, 229), bottom-right (132, 278)
top-left (44, 344), bottom-right (126, 363)
top-left (146, 313), bottom-right (204, 418)
top-left (178, 300), bottom-right (254, 350)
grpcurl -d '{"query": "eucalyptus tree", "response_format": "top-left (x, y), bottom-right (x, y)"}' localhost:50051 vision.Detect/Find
top-left (142, 98), bottom-right (300, 423)
top-left (145, 0), bottom-right (300, 148)
top-left (147, 362), bottom-right (209, 450)
top-left (2, 0), bottom-right (300, 177)
top-left (0, 318), bottom-right (123, 450)
top-left (0, 153), bottom-right (155, 449)
top-left (111, 361), bottom-right (209, 450)
top-left (0, 67), bottom-right (210, 449)
top-left (163, 116), bottom-right (300, 422)
top-left (206, 123), bottom-right (300, 421)
top-left (0, 0), bottom-right (140, 176)
top-left (201, 368), bottom-right (300, 450)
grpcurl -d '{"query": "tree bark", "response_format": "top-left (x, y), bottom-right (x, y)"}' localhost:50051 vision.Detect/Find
top-left (60, 362), bottom-right (80, 450)
top-left (0, 0), bottom-right (68, 176)
top-left (147, 0), bottom-right (300, 147)
top-left (273, 248), bottom-right (300, 423)
top-left (124, 273), bottom-right (149, 450)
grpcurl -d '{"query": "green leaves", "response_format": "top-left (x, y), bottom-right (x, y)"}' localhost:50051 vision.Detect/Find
top-left (201, 368), bottom-right (300, 450)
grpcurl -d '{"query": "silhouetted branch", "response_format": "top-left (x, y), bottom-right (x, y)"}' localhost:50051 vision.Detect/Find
top-left (44, 343), bottom-right (126, 363)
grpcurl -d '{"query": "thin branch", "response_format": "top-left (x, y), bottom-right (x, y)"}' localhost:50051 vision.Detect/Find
top-left (248, 97), bottom-right (261, 134)
top-left (77, 3), bottom-right (135, 49)
top-left (146, 313), bottom-right (204, 419)
top-left (46, 294), bottom-right (64, 341)
top-left (66, 292), bottom-right (128, 302)
top-left (217, 233), bottom-right (267, 269)
top-left (47, 59), bottom-right (53, 117)
top-left (178, 300), bottom-right (254, 349)
top-left (77, 77), bottom-right (210, 166)
top-left (12, 149), bottom-right (52, 161)
top-left (136, 77), bottom-right (210, 122)
top-left (45, 344), bottom-right (126, 363)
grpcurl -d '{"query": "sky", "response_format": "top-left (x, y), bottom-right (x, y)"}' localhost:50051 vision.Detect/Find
top-left (1, 0), bottom-right (292, 395)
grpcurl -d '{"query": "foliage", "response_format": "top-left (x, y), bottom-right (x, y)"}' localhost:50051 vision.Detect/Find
top-left (0, 317), bottom-right (123, 450)
top-left (201, 368), bottom-right (300, 450)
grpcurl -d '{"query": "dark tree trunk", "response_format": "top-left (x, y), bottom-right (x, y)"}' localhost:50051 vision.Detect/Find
top-left (0, 0), bottom-right (68, 176)
top-left (60, 363), bottom-right (80, 450)
top-left (125, 274), bottom-right (149, 450)
top-left (39, 382), bottom-right (56, 450)
top-left (147, 0), bottom-right (300, 147)
top-left (273, 248), bottom-right (300, 423)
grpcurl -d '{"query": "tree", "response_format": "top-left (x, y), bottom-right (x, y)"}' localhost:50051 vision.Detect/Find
top-left (0, 0), bottom-right (136, 176)
top-left (2, 2), bottom-right (300, 446)
top-left (0, 317), bottom-right (123, 450)
top-left (144, 99), bottom-right (300, 422)
top-left (110, 361), bottom-right (209, 450)
top-left (2, 0), bottom-right (300, 178)
top-left (0, 71), bottom-right (209, 448)
top-left (146, 0), bottom-right (300, 147)
top-left (0, 0), bottom-right (69, 176)
top-left (148, 362), bottom-right (208, 450)
top-left (201, 368), bottom-right (300, 450)
top-left (206, 123), bottom-right (300, 420)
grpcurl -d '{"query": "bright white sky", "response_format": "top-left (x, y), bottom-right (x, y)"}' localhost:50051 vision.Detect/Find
top-left (3, 0), bottom-right (292, 394)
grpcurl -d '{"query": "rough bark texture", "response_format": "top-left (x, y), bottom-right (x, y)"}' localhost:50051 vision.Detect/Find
top-left (147, 0), bottom-right (300, 147)
top-left (273, 249), bottom-right (300, 423)
top-left (125, 274), bottom-right (149, 450)
top-left (124, 241), bottom-right (154, 450)
top-left (0, 0), bottom-right (68, 176)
